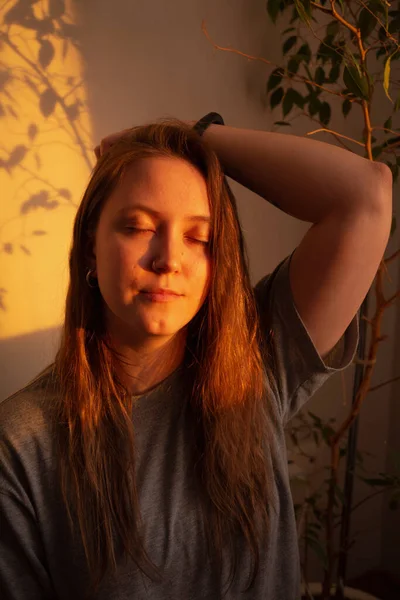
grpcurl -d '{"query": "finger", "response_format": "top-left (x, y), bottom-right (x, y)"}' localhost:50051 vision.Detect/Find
top-left (100, 140), bottom-right (110, 156)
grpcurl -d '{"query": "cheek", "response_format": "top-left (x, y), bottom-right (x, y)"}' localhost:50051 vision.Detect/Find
top-left (192, 256), bottom-right (212, 300)
top-left (98, 238), bottom-right (138, 283)
top-left (117, 238), bottom-right (134, 265)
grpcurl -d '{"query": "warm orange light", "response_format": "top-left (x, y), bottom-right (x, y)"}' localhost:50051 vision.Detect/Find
top-left (0, 0), bottom-right (93, 339)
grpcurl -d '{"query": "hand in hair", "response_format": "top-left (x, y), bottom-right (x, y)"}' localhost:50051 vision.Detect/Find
top-left (93, 128), bottom-right (132, 160)
top-left (93, 120), bottom-right (197, 160)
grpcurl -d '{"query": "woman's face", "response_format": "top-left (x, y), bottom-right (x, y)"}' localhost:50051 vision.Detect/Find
top-left (93, 156), bottom-right (212, 348)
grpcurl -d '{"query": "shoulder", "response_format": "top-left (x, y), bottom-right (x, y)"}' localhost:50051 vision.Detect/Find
top-left (0, 364), bottom-right (59, 446)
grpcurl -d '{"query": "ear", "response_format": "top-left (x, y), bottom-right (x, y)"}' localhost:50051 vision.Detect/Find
top-left (85, 233), bottom-right (97, 273)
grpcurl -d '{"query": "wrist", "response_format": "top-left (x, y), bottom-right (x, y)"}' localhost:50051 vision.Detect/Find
top-left (193, 112), bottom-right (225, 138)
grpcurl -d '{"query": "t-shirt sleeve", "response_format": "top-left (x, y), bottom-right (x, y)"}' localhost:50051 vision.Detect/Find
top-left (0, 396), bottom-right (56, 600)
top-left (253, 248), bottom-right (359, 426)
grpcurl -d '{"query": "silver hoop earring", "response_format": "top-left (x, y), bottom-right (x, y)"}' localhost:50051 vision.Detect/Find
top-left (86, 269), bottom-right (98, 288)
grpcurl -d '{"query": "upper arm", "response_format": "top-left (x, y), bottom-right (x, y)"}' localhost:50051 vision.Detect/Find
top-left (288, 174), bottom-right (392, 360)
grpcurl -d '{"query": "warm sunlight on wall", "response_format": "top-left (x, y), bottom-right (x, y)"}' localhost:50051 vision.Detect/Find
top-left (0, 0), bottom-right (94, 339)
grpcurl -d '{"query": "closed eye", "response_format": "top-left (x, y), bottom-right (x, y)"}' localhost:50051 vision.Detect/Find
top-left (125, 227), bottom-right (209, 245)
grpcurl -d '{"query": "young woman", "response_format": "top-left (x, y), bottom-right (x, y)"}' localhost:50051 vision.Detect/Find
top-left (0, 114), bottom-right (391, 600)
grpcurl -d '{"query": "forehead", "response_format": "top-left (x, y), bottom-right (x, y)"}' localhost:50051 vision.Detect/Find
top-left (104, 156), bottom-right (211, 221)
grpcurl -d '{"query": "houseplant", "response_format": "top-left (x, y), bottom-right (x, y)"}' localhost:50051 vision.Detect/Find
top-left (202, 0), bottom-right (399, 597)
top-left (287, 409), bottom-right (400, 599)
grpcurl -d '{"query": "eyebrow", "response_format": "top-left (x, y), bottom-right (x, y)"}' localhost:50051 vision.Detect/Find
top-left (117, 204), bottom-right (211, 225)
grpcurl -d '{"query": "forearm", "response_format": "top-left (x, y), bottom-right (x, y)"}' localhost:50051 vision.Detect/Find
top-left (202, 124), bottom-right (389, 223)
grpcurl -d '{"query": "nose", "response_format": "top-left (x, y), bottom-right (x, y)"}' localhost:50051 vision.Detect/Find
top-left (151, 229), bottom-right (183, 273)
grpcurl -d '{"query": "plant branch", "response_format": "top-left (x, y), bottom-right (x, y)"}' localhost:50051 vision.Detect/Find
top-left (201, 20), bottom-right (353, 101)
top-left (334, 485), bottom-right (397, 529)
top-left (306, 128), bottom-right (366, 148)
top-left (298, 111), bottom-right (358, 153)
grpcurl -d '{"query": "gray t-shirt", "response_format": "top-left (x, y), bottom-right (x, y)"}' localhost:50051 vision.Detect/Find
top-left (0, 250), bottom-right (359, 599)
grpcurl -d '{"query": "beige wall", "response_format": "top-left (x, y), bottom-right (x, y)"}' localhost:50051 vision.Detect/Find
top-left (1, 0), bottom-right (399, 584)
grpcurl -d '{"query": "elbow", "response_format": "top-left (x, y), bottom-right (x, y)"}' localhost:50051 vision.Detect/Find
top-left (373, 160), bottom-right (393, 189)
top-left (363, 161), bottom-right (393, 212)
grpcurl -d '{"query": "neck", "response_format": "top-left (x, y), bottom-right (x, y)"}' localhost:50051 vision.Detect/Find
top-left (110, 330), bottom-right (186, 395)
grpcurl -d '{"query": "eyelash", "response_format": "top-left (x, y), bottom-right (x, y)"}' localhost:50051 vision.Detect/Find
top-left (126, 227), bottom-right (209, 246)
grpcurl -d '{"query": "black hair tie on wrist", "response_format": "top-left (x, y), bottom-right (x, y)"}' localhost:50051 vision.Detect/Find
top-left (193, 112), bottom-right (225, 137)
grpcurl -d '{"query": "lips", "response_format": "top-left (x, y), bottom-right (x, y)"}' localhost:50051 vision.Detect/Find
top-left (140, 290), bottom-right (182, 303)
top-left (141, 289), bottom-right (181, 296)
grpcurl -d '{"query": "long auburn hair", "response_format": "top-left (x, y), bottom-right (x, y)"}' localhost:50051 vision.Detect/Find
top-left (46, 118), bottom-right (278, 598)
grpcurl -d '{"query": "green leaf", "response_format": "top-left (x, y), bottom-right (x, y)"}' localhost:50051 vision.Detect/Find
top-left (267, 67), bottom-right (284, 92)
top-left (294, 0), bottom-right (312, 28)
top-left (267, 0), bottom-right (281, 24)
top-left (388, 15), bottom-right (400, 35)
top-left (317, 40), bottom-right (335, 64)
top-left (384, 116), bottom-right (392, 131)
top-left (283, 35), bottom-right (297, 55)
top-left (288, 56), bottom-right (301, 77)
top-left (270, 86), bottom-right (284, 109)
top-left (372, 144), bottom-right (384, 160)
top-left (319, 102), bottom-right (331, 126)
top-left (383, 55), bottom-right (393, 102)
top-left (368, 0), bottom-right (386, 15)
top-left (315, 66), bottom-right (325, 85)
top-left (283, 89), bottom-right (295, 117)
top-left (304, 64), bottom-right (314, 83)
top-left (292, 89), bottom-right (305, 109)
top-left (297, 42), bottom-right (311, 65)
top-left (358, 8), bottom-right (377, 40)
top-left (343, 65), bottom-right (369, 101)
top-left (309, 97), bottom-right (321, 117)
top-left (327, 63), bottom-right (341, 84)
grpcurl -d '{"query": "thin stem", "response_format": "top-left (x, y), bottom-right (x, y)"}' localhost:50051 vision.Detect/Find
top-left (333, 486), bottom-right (397, 528)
